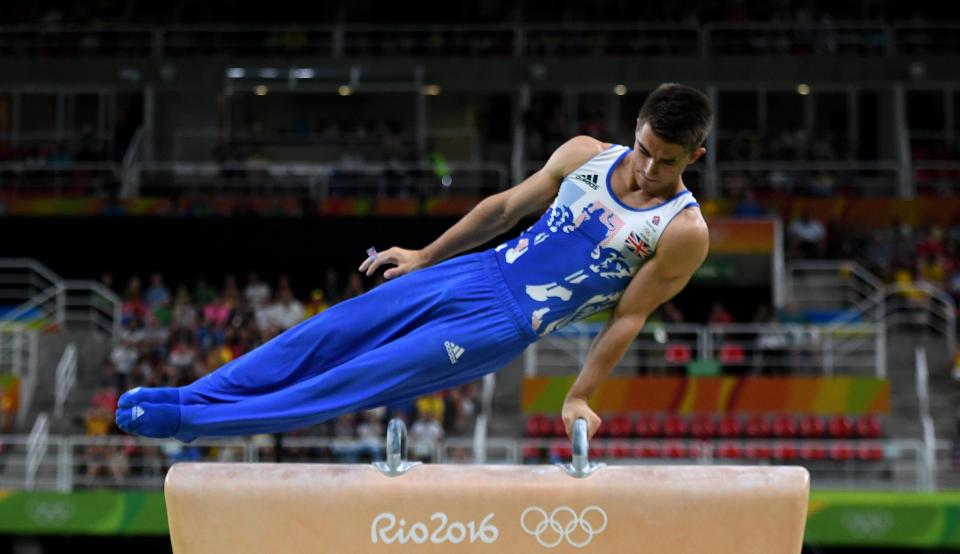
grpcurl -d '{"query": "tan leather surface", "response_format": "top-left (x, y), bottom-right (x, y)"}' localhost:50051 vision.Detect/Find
top-left (165, 463), bottom-right (809, 553)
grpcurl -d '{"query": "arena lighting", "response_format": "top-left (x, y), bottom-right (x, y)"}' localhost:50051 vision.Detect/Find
top-left (292, 68), bottom-right (315, 79)
top-left (338, 85), bottom-right (353, 96)
top-left (258, 68), bottom-right (281, 78)
top-left (796, 83), bottom-right (811, 95)
top-left (614, 84), bottom-right (628, 96)
top-left (441, 175), bottom-right (453, 187)
top-left (423, 84), bottom-right (442, 96)
top-left (226, 67), bottom-right (246, 79)
top-left (254, 85), bottom-right (269, 96)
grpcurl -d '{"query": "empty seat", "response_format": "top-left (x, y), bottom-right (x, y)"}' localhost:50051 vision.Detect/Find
top-left (855, 415), bottom-right (882, 439)
top-left (799, 415), bottom-right (826, 439)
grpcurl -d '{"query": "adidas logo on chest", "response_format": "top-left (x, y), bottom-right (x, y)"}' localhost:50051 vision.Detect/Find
top-left (570, 172), bottom-right (599, 190)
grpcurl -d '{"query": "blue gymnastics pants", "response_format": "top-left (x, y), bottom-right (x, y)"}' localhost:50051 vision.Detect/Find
top-left (170, 250), bottom-right (537, 441)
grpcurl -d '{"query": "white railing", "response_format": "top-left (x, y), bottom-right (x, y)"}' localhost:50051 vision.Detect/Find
top-left (887, 280), bottom-right (957, 355)
top-left (53, 344), bottom-right (77, 419)
top-left (787, 260), bottom-right (885, 317)
top-left (915, 347), bottom-right (937, 491)
top-left (0, 259), bottom-right (63, 315)
top-left (0, 433), bottom-right (936, 491)
top-left (0, 162), bottom-right (121, 195)
top-left (0, 23), bottom-right (956, 58)
top-left (526, 321), bottom-right (883, 377)
top-left (62, 280), bottom-right (122, 339)
top-left (24, 413), bottom-right (49, 490)
top-left (129, 160), bottom-right (509, 199)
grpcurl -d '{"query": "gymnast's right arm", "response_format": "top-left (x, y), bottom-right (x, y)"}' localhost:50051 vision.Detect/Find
top-left (360, 135), bottom-right (604, 279)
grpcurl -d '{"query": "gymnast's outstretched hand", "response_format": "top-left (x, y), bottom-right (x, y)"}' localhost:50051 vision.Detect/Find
top-left (359, 247), bottom-right (429, 279)
top-left (561, 396), bottom-right (602, 441)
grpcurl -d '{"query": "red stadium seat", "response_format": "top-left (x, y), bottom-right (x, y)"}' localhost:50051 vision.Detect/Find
top-left (828, 415), bottom-right (855, 439)
top-left (525, 414), bottom-right (551, 437)
top-left (857, 443), bottom-right (884, 462)
top-left (744, 443), bottom-right (772, 460)
top-left (716, 441), bottom-right (743, 460)
top-left (663, 440), bottom-right (689, 459)
top-left (773, 415), bottom-right (799, 439)
top-left (716, 415), bottom-right (743, 438)
top-left (634, 415), bottom-right (663, 438)
top-left (829, 442), bottom-right (855, 461)
top-left (665, 343), bottom-right (693, 364)
top-left (773, 442), bottom-right (798, 462)
top-left (746, 415), bottom-right (773, 438)
top-left (609, 440), bottom-right (633, 459)
top-left (522, 440), bottom-right (543, 461)
top-left (636, 442), bottom-right (662, 459)
top-left (549, 439), bottom-right (572, 460)
top-left (662, 415), bottom-right (688, 438)
top-left (551, 415), bottom-right (568, 438)
top-left (800, 442), bottom-right (827, 461)
top-left (718, 342), bottom-right (746, 365)
top-left (689, 415), bottom-right (717, 439)
top-left (799, 415), bottom-right (826, 439)
top-left (855, 415), bottom-right (882, 439)
top-left (607, 414), bottom-right (632, 438)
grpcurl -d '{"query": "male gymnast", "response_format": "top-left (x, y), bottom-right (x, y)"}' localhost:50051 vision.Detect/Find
top-left (116, 82), bottom-right (712, 442)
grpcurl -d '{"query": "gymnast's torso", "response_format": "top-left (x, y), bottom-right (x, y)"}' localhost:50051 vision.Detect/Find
top-left (491, 144), bottom-right (700, 337)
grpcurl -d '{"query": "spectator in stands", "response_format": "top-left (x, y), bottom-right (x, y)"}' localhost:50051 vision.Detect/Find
top-left (144, 273), bottom-right (171, 310)
top-left (788, 209), bottom-right (825, 259)
top-left (171, 286), bottom-right (198, 329)
top-left (331, 413), bottom-right (359, 463)
top-left (322, 269), bottom-right (341, 306)
top-left (410, 405), bottom-right (444, 463)
top-left (356, 408), bottom-right (385, 462)
top-left (109, 337), bottom-right (138, 390)
top-left (193, 278), bottom-right (216, 306)
top-left (707, 302), bottom-right (734, 325)
top-left (268, 285), bottom-right (306, 331)
top-left (304, 289), bottom-right (329, 318)
top-left (244, 272), bottom-right (271, 307)
top-left (341, 272), bottom-right (365, 301)
top-left (120, 277), bottom-right (148, 325)
top-left (168, 333), bottom-right (198, 377)
top-left (731, 189), bottom-right (766, 218)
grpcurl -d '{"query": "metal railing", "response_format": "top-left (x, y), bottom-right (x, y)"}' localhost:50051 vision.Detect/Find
top-left (129, 160), bottom-right (509, 199)
top-left (53, 344), bottom-right (77, 419)
top-left (24, 413), bottom-right (49, 490)
top-left (787, 260), bottom-right (885, 318)
top-left (0, 22), bottom-right (956, 58)
top-left (0, 433), bottom-right (938, 491)
top-left (525, 321), bottom-right (883, 377)
top-left (0, 163), bottom-right (121, 196)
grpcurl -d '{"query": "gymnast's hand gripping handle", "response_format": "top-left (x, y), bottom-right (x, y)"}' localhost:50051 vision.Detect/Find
top-left (561, 417), bottom-right (605, 479)
top-left (373, 418), bottom-right (421, 477)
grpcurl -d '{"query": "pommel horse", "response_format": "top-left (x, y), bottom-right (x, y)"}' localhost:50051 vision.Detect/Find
top-left (165, 418), bottom-right (809, 553)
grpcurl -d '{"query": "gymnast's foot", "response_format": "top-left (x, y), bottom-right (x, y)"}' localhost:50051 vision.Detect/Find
top-left (118, 386), bottom-right (180, 408)
top-left (115, 402), bottom-right (181, 439)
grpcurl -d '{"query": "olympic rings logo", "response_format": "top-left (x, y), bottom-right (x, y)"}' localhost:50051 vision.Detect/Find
top-left (520, 506), bottom-right (608, 548)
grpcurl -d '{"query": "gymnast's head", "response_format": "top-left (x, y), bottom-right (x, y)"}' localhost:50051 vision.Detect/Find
top-left (631, 83), bottom-right (714, 193)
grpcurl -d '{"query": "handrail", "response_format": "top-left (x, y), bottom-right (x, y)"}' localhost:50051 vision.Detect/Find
top-left (915, 347), bottom-right (937, 491)
top-left (53, 344), bottom-right (77, 419)
top-left (24, 413), bottom-right (49, 490)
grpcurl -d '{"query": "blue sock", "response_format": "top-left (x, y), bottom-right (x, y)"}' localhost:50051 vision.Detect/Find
top-left (115, 402), bottom-right (181, 439)
top-left (118, 387), bottom-right (180, 408)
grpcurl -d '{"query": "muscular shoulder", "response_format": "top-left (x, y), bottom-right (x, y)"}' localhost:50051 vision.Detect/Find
top-left (544, 135), bottom-right (612, 180)
top-left (657, 207), bottom-right (709, 277)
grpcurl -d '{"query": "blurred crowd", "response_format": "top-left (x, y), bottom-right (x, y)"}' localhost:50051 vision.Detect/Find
top-left (79, 270), bottom-right (482, 487)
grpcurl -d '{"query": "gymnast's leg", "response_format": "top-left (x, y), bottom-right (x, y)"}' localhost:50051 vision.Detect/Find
top-left (116, 266), bottom-right (449, 411)
top-left (117, 304), bottom-right (528, 441)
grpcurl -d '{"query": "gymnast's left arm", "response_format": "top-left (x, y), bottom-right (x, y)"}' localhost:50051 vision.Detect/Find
top-left (561, 212), bottom-right (709, 439)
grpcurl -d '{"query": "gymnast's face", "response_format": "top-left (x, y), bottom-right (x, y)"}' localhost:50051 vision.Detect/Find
top-left (631, 121), bottom-right (705, 195)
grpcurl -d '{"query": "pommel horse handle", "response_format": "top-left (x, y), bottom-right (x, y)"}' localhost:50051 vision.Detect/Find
top-left (373, 418), bottom-right (421, 477)
top-left (561, 417), bottom-right (605, 478)
top-left (373, 417), bottom-right (603, 478)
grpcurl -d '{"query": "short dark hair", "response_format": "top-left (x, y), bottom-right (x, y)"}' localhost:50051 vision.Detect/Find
top-left (637, 83), bottom-right (713, 151)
